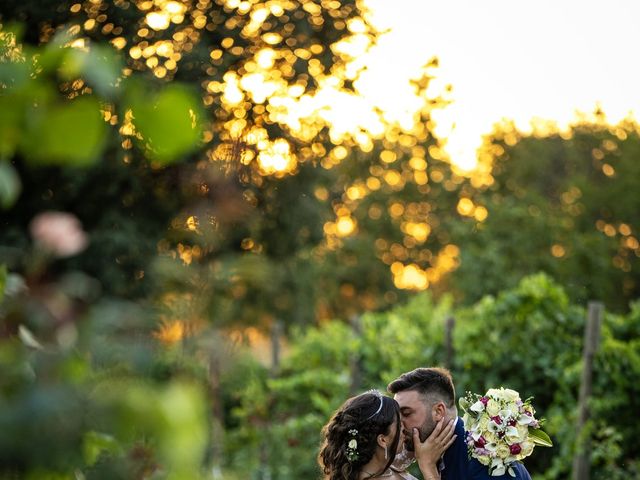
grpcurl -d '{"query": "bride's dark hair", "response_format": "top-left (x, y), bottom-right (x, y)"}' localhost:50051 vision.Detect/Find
top-left (318, 391), bottom-right (401, 480)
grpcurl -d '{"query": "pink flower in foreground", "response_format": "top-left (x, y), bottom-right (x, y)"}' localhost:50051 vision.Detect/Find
top-left (29, 211), bottom-right (89, 257)
top-left (510, 443), bottom-right (522, 455)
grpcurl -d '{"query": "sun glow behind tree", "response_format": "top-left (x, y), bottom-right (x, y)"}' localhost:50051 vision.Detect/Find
top-left (19, 0), bottom-right (633, 301)
top-left (51, 0), bottom-right (474, 295)
top-left (68, 0), bottom-right (457, 176)
top-left (362, 0), bottom-right (640, 170)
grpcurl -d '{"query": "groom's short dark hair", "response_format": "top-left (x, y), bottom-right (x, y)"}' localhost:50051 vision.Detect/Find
top-left (387, 367), bottom-right (455, 407)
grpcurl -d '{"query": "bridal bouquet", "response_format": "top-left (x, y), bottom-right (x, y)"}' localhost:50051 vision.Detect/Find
top-left (459, 387), bottom-right (552, 477)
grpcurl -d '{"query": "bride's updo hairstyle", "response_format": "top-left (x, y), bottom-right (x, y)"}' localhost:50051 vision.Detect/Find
top-left (318, 390), bottom-right (401, 480)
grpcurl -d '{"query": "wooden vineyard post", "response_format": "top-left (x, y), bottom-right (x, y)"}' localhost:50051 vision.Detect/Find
top-left (572, 301), bottom-right (603, 480)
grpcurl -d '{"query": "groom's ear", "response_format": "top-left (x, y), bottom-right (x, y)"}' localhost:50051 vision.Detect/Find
top-left (433, 401), bottom-right (446, 421)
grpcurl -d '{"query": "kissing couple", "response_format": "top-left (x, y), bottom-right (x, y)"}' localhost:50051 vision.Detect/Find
top-left (318, 367), bottom-right (533, 480)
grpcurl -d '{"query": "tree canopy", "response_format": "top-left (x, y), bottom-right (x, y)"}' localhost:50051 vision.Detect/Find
top-left (449, 118), bottom-right (640, 312)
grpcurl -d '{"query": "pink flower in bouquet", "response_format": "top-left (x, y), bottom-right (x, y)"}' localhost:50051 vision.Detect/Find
top-left (30, 211), bottom-right (88, 257)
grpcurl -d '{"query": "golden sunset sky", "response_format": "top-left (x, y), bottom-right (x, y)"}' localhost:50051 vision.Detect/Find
top-left (360, 0), bottom-right (640, 169)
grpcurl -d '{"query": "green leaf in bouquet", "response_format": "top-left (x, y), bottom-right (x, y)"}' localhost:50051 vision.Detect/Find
top-left (529, 428), bottom-right (553, 447)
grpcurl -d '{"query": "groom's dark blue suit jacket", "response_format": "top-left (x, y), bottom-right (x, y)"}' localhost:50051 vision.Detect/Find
top-left (440, 418), bottom-right (532, 480)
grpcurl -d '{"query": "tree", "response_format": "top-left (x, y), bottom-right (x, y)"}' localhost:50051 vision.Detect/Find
top-left (449, 117), bottom-right (640, 312)
top-left (1, 1), bottom-right (469, 329)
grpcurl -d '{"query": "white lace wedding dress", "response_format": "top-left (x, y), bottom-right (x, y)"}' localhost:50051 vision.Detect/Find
top-left (386, 446), bottom-right (419, 479)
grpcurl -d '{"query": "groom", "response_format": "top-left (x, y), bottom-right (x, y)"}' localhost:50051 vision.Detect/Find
top-left (388, 367), bottom-right (532, 480)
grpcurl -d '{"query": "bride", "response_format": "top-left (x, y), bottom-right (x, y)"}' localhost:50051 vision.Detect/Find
top-left (318, 390), bottom-right (456, 480)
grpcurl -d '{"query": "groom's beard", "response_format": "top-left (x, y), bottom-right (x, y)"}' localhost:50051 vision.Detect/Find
top-left (403, 419), bottom-right (435, 452)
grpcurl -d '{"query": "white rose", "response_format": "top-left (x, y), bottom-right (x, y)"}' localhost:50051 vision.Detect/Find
top-left (477, 416), bottom-right (489, 432)
top-left (502, 388), bottom-right (520, 402)
top-left (496, 444), bottom-right (511, 459)
top-left (348, 439), bottom-right (357, 449)
top-left (484, 433), bottom-right (499, 448)
top-left (521, 440), bottom-right (534, 457)
top-left (486, 388), bottom-right (503, 399)
top-left (486, 399), bottom-right (500, 416)
top-left (478, 455), bottom-right (491, 466)
top-left (517, 424), bottom-right (528, 438)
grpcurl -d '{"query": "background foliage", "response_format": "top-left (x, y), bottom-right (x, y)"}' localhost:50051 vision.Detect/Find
top-left (449, 119), bottom-right (640, 312)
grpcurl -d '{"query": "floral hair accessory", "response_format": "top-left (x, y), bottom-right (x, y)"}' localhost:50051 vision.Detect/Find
top-left (345, 428), bottom-right (359, 462)
top-left (459, 387), bottom-right (553, 477)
